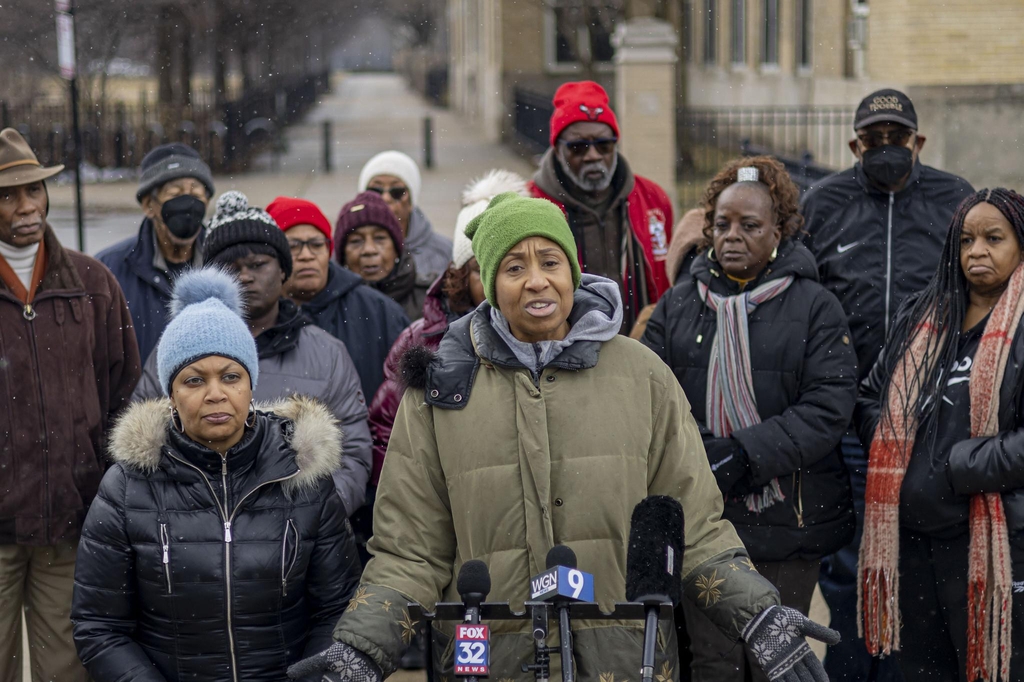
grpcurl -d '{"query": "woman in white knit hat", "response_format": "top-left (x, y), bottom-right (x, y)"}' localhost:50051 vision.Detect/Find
top-left (358, 150), bottom-right (453, 282)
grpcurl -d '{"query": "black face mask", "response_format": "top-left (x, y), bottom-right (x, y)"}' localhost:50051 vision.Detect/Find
top-left (160, 195), bottom-right (206, 240)
top-left (861, 145), bottom-right (914, 188)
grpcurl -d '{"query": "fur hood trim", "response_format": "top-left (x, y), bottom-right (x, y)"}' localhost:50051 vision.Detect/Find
top-left (399, 345), bottom-right (438, 391)
top-left (108, 394), bottom-right (342, 494)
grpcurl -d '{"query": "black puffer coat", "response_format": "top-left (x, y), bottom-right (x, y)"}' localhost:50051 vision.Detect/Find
top-left (641, 240), bottom-right (858, 561)
top-left (71, 395), bottom-right (360, 682)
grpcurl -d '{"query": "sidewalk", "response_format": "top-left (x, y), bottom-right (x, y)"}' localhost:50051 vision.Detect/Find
top-left (46, 73), bottom-right (535, 255)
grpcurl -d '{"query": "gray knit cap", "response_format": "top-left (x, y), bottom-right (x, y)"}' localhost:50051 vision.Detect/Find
top-left (136, 143), bottom-right (215, 203)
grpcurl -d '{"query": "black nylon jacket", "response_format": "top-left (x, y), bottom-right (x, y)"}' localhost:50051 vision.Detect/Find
top-left (856, 305), bottom-right (1024, 534)
top-left (801, 161), bottom-right (973, 380)
top-left (641, 240), bottom-right (858, 561)
top-left (71, 395), bottom-right (360, 682)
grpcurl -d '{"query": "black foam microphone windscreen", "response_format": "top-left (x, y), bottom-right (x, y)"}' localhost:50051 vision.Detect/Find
top-left (546, 544), bottom-right (578, 570)
top-left (457, 559), bottom-right (492, 600)
top-left (625, 496), bottom-right (684, 604)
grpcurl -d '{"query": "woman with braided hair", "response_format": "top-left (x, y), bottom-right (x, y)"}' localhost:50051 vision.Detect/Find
top-left (856, 188), bottom-right (1024, 681)
top-left (642, 156), bottom-right (857, 680)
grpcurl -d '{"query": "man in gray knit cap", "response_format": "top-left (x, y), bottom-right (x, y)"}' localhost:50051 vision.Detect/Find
top-left (97, 143), bottom-right (215, 360)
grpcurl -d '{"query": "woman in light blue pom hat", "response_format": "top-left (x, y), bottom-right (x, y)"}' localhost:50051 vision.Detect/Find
top-left (71, 268), bottom-right (361, 682)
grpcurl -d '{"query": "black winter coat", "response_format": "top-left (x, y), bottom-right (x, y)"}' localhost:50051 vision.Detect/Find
top-left (72, 395), bottom-right (360, 682)
top-left (801, 161), bottom-right (973, 380)
top-left (302, 262), bottom-right (410, 399)
top-left (96, 219), bottom-right (205, 362)
top-left (641, 240), bottom-right (858, 561)
top-left (856, 305), bottom-right (1024, 534)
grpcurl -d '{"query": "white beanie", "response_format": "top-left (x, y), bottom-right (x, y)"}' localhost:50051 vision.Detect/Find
top-left (452, 169), bottom-right (530, 268)
top-left (358, 151), bottom-right (422, 206)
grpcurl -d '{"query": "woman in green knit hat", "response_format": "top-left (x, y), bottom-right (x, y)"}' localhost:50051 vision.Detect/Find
top-left (291, 193), bottom-right (837, 682)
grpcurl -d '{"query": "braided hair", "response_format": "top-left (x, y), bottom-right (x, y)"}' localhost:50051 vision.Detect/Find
top-left (879, 188), bottom-right (1024, 444)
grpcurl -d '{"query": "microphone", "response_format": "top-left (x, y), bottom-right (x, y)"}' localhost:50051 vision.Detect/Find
top-left (540, 546), bottom-right (593, 682)
top-left (626, 496), bottom-right (684, 682)
top-left (456, 561), bottom-right (491, 679)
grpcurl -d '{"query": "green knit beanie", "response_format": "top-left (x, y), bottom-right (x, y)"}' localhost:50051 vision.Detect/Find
top-left (464, 192), bottom-right (582, 308)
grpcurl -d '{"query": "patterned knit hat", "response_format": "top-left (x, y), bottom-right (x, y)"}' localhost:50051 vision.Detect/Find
top-left (334, 191), bottom-right (405, 261)
top-left (204, 191), bottom-right (293, 279)
top-left (156, 268), bottom-right (258, 395)
top-left (464, 192), bottom-right (581, 308)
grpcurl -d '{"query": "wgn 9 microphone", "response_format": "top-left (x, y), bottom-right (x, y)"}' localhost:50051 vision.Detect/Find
top-left (544, 546), bottom-right (587, 682)
top-left (626, 496), bottom-right (684, 682)
top-left (456, 561), bottom-right (492, 679)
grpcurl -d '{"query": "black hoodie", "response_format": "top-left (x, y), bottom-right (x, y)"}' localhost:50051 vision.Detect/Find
top-left (642, 240), bottom-right (858, 561)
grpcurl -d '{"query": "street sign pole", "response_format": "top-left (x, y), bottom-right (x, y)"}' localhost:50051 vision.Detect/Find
top-left (56, 0), bottom-right (84, 251)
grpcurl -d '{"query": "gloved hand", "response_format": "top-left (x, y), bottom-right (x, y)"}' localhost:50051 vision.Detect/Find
top-left (703, 437), bottom-right (749, 494)
top-left (287, 641), bottom-right (383, 682)
top-left (742, 605), bottom-right (840, 682)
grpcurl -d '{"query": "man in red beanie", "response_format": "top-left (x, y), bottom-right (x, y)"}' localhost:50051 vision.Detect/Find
top-left (528, 80), bottom-right (673, 331)
top-left (267, 196), bottom-right (409, 402)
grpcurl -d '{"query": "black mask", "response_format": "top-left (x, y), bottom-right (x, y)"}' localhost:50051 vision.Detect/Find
top-left (160, 195), bottom-right (206, 240)
top-left (861, 145), bottom-right (914, 188)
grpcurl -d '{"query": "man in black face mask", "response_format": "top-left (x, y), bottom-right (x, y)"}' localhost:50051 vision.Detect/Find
top-left (98, 143), bottom-right (215, 360)
top-left (800, 90), bottom-right (974, 682)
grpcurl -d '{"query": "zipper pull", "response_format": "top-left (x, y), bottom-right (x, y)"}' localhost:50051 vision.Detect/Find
top-left (23, 303), bottom-right (36, 321)
top-left (163, 545), bottom-right (169, 563)
top-left (224, 521), bottom-right (232, 543)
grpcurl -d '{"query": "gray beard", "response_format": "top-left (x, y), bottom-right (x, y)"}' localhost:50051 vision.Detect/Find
top-left (558, 151), bottom-right (618, 193)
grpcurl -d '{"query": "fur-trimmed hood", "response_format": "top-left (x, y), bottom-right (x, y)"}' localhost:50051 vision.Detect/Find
top-left (109, 394), bottom-right (341, 494)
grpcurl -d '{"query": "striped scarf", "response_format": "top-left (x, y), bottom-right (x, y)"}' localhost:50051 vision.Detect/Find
top-left (698, 275), bottom-right (795, 513)
top-left (859, 263), bottom-right (1024, 682)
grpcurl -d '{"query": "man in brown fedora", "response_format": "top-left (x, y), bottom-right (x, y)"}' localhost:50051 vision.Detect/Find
top-left (0, 128), bottom-right (141, 682)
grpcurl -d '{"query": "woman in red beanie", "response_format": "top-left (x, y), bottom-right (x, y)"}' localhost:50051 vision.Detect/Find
top-left (336, 190), bottom-right (429, 321)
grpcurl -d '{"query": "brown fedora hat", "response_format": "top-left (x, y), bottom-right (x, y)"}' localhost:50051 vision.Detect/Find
top-left (0, 128), bottom-right (64, 188)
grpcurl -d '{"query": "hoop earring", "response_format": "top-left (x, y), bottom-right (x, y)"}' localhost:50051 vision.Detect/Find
top-left (769, 246), bottom-right (778, 263)
top-left (707, 247), bottom-right (718, 263)
top-left (245, 399), bottom-right (257, 428)
top-left (170, 406), bottom-right (184, 432)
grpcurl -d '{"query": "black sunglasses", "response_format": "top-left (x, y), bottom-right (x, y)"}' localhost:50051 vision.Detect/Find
top-left (561, 137), bottom-right (618, 157)
top-left (367, 186), bottom-right (409, 201)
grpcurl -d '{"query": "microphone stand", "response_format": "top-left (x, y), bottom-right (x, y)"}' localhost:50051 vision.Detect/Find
top-left (521, 602), bottom-right (554, 682)
top-left (556, 602), bottom-right (574, 682)
top-left (636, 595), bottom-right (669, 682)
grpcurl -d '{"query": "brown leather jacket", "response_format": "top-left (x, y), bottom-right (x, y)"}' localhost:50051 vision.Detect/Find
top-left (0, 226), bottom-right (140, 545)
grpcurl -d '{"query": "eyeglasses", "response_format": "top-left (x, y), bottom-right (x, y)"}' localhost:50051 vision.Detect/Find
top-left (367, 186), bottom-right (409, 201)
top-left (561, 137), bottom-right (618, 157)
top-left (288, 237), bottom-right (329, 255)
top-left (857, 128), bottom-right (915, 149)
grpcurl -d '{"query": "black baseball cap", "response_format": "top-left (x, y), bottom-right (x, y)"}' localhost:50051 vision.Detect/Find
top-left (854, 89), bottom-right (917, 131)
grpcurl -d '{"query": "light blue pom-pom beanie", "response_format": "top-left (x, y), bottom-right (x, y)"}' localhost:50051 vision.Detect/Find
top-left (156, 268), bottom-right (259, 395)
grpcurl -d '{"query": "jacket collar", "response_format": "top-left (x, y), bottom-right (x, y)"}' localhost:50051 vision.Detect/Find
top-left (405, 207), bottom-right (434, 253)
top-left (124, 219), bottom-right (205, 295)
top-left (108, 394), bottom-right (342, 495)
top-left (32, 223), bottom-right (84, 295)
top-left (255, 298), bottom-right (312, 359)
top-left (305, 261), bottom-right (362, 312)
top-left (420, 274), bottom-right (452, 338)
top-left (370, 250), bottom-right (417, 303)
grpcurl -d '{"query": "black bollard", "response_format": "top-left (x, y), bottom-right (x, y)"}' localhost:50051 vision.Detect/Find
top-left (323, 120), bottom-right (332, 173)
top-left (423, 116), bottom-right (434, 169)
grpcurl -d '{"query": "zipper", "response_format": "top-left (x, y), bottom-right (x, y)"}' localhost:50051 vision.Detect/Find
top-left (159, 523), bottom-right (172, 593)
top-left (884, 192), bottom-right (894, 337)
top-left (281, 519), bottom-right (298, 596)
top-left (792, 472), bottom-right (805, 528)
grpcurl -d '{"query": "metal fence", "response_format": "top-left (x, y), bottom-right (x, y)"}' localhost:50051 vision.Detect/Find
top-left (677, 106), bottom-right (854, 207)
top-left (513, 86), bottom-right (555, 155)
top-left (0, 71), bottom-right (331, 174)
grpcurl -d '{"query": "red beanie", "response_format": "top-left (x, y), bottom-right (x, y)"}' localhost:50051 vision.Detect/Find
top-left (334, 191), bottom-right (405, 260)
top-left (267, 196), bottom-right (333, 253)
top-left (548, 81), bottom-right (620, 147)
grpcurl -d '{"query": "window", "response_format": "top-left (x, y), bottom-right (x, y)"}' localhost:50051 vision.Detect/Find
top-left (730, 0), bottom-right (745, 64)
top-left (761, 0), bottom-right (779, 65)
top-left (703, 0), bottom-right (717, 65)
top-left (796, 0), bottom-right (811, 68)
top-left (549, 1), bottom-right (622, 70)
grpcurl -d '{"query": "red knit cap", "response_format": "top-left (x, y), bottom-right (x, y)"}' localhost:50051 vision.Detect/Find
top-left (548, 81), bottom-right (620, 147)
top-left (266, 196), bottom-right (333, 252)
top-left (334, 191), bottom-right (404, 260)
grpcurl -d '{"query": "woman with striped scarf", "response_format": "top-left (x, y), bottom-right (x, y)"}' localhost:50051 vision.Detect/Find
top-left (643, 156), bottom-right (858, 681)
top-left (856, 188), bottom-right (1024, 682)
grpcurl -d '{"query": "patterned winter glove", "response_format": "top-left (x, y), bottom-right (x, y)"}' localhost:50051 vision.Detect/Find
top-left (287, 641), bottom-right (383, 682)
top-left (741, 605), bottom-right (840, 682)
